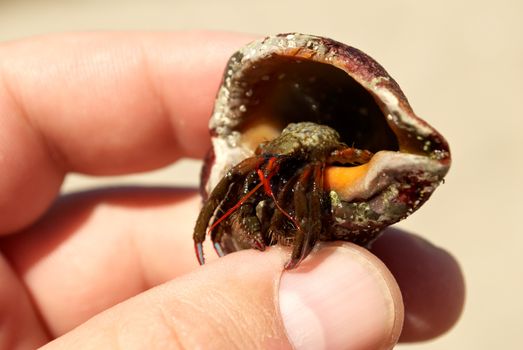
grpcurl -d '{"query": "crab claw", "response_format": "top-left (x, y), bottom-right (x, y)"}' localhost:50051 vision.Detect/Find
top-left (195, 242), bottom-right (205, 265)
top-left (213, 242), bottom-right (225, 257)
top-left (284, 257), bottom-right (300, 270)
top-left (252, 238), bottom-right (266, 251)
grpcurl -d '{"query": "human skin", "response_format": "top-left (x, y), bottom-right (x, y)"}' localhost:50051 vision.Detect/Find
top-left (0, 32), bottom-right (464, 349)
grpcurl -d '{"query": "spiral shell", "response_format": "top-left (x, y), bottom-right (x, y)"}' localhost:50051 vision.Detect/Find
top-left (201, 33), bottom-right (450, 247)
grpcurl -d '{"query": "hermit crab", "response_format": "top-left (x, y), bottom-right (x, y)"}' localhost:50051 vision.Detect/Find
top-left (193, 33), bottom-right (451, 268)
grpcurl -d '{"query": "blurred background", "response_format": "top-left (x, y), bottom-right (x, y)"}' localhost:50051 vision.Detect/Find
top-left (1, 0), bottom-right (521, 348)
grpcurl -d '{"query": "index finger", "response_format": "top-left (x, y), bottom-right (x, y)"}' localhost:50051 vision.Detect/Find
top-left (0, 31), bottom-right (255, 234)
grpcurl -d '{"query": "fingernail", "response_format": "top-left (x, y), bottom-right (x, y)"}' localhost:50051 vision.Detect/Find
top-left (279, 244), bottom-right (401, 350)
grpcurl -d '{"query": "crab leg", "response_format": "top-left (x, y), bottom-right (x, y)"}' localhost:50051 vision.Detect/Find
top-left (229, 202), bottom-right (266, 251)
top-left (267, 168), bottom-right (301, 245)
top-left (286, 165), bottom-right (312, 268)
top-left (258, 157), bottom-right (302, 232)
top-left (285, 163), bottom-right (325, 269)
top-left (215, 170), bottom-right (267, 254)
top-left (193, 156), bottom-right (263, 265)
top-left (281, 164), bottom-right (306, 268)
top-left (211, 223), bottom-right (227, 257)
top-left (211, 171), bottom-right (258, 255)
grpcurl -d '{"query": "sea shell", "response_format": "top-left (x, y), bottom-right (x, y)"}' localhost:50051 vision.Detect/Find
top-left (198, 33), bottom-right (451, 262)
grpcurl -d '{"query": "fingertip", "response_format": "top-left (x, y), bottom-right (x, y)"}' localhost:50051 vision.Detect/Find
top-left (279, 243), bottom-right (403, 350)
top-left (36, 240), bottom-right (404, 350)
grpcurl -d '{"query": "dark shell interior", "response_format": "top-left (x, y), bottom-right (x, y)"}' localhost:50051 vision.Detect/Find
top-left (234, 56), bottom-right (399, 153)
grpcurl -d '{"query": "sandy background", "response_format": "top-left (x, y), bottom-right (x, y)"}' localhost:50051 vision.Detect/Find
top-left (1, 0), bottom-right (522, 349)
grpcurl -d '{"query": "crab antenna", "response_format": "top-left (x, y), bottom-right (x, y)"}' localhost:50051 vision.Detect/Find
top-left (207, 157), bottom-right (279, 236)
top-left (256, 160), bottom-right (302, 232)
top-left (207, 156), bottom-right (301, 246)
top-left (207, 182), bottom-right (264, 235)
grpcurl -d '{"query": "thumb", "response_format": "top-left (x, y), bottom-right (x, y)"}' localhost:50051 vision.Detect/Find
top-left (42, 243), bottom-right (403, 350)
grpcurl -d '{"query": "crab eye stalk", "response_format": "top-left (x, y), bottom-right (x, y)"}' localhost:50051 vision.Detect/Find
top-left (196, 33), bottom-right (451, 266)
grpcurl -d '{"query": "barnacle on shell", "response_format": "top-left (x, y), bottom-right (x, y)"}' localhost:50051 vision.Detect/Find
top-left (197, 33), bottom-right (451, 263)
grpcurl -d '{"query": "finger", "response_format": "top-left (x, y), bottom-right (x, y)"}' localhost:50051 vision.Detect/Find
top-left (41, 243), bottom-right (402, 350)
top-left (0, 31), bottom-right (256, 234)
top-left (0, 254), bottom-right (49, 348)
top-left (1, 187), bottom-right (203, 337)
top-left (370, 228), bottom-right (465, 341)
top-left (1, 187), bottom-right (465, 343)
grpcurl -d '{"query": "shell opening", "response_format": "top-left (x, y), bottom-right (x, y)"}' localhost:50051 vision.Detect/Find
top-left (203, 34), bottom-right (451, 254)
top-left (235, 56), bottom-right (399, 154)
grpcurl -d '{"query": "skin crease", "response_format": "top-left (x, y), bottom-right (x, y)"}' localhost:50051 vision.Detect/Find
top-left (0, 32), bottom-right (464, 349)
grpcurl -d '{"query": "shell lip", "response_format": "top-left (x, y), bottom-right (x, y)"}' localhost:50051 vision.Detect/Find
top-left (210, 34), bottom-right (449, 150)
top-left (325, 150), bottom-right (449, 202)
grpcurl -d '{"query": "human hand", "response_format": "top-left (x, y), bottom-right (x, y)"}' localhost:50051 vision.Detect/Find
top-left (0, 32), bottom-right (464, 349)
